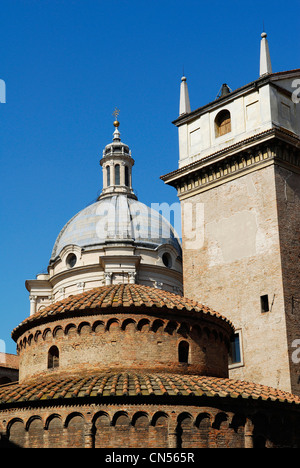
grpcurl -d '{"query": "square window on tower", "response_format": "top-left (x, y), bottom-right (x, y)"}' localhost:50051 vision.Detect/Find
top-left (260, 295), bottom-right (269, 313)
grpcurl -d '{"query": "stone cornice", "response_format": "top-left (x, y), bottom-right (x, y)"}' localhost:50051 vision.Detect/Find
top-left (161, 128), bottom-right (300, 199)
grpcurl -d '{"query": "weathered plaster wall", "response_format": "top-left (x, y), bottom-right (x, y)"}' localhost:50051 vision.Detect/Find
top-left (181, 164), bottom-right (292, 392)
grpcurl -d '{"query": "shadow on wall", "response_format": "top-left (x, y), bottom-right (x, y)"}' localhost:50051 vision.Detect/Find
top-left (0, 434), bottom-right (21, 448)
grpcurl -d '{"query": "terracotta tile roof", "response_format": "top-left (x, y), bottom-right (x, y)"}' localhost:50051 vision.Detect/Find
top-left (12, 284), bottom-right (233, 340)
top-left (0, 372), bottom-right (299, 406)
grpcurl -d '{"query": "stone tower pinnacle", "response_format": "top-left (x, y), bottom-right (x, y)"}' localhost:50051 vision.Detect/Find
top-left (179, 75), bottom-right (191, 115)
top-left (260, 31), bottom-right (272, 76)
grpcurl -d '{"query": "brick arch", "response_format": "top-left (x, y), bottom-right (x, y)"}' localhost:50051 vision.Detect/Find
top-left (92, 411), bottom-right (111, 448)
top-left (165, 320), bottom-right (178, 335)
top-left (110, 411), bottom-right (132, 448)
top-left (25, 415), bottom-right (44, 431)
top-left (65, 412), bottom-right (86, 449)
top-left (230, 413), bottom-right (246, 432)
top-left (93, 411), bottom-right (111, 426)
top-left (176, 412), bottom-right (195, 449)
top-left (132, 411), bottom-right (150, 428)
top-left (27, 416), bottom-right (44, 448)
top-left (112, 411), bottom-right (131, 427)
top-left (21, 337), bottom-right (27, 349)
top-left (93, 320), bottom-right (105, 332)
top-left (46, 414), bottom-right (64, 449)
top-left (132, 412), bottom-right (150, 448)
top-left (65, 411), bottom-right (86, 428)
top-left (28, 334), bottom-right (34, 345)
top-left (53, 326), bottom-right (64, 338)
top-left (121, 318), bottom-right (137, 331)
top-left (195, 412), bottom-right (212, 448)
top-left (151, 319), bottom-right (165, 332)
top-left (229, 413), bottom-right (247, 448)
top-left (64, 323), bottom-right (77, 337)
top-left (137, 318), bottom-right (150, 332)
top-left (45, 413), bottom-right (63, 430)
top-left (212, 411), bottom-right (228, 429)
top-left (7, 418), bottom-right (26, 448)
top-left (78, 321), bottom-right (92, 335)
top-left (151, 411), bottom-right (169, 427)
top-left (106, 318), bottom-right (120, 332)
top-left (43, 328), bottom-right (52, 341)
top-left (211, 412), bottom-right (232, 448)
top-left (195, 412), bottom-right (212, 428)
top-left (177, 412), bottom-right (194, 426)
top-left (34, 330), bottom-right (42, 343)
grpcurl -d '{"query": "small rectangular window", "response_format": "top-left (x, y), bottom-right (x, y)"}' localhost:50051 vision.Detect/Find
top-left (260, 295), bottom-right (269, 313)
top-left (229, 333), bottom-right (241, 365)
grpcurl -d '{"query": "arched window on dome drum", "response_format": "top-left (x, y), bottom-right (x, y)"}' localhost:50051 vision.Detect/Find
top-left (48, 346), bottom-right (59, 369)
top-left (215, 109), bottom-right (231, 137)
top-left (125, 165), bottom-right (129, 187)
top-left (115, 164), bottom-right (120, 185)
top-left (106, 166), bottom-right (111, 186)
top-left (178, 340), bottom-right (189, 364)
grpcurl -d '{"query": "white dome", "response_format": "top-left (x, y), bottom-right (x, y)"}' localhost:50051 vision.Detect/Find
top-left (51, 195), bottom-right (181, 260)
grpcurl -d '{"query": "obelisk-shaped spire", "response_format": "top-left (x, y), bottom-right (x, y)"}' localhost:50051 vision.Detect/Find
top-left (179, 75), bottom-right (191, 115)
top-left (260, 31), bottom-right (272, 76)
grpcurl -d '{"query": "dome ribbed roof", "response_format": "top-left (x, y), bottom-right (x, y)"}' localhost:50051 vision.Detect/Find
top-left (51, 195), bottom-right (182, 260)
top-left (12, 284), bottom-right (233, 340)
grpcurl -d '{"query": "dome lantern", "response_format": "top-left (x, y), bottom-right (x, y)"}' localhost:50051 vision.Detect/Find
top-left (99, 109), bottom-right (137, 200)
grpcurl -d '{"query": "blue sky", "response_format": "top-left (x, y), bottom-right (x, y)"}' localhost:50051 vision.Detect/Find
top-left (0, 0), bottom-right (299, 354)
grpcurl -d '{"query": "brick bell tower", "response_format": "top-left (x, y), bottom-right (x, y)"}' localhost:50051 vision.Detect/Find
top-left (161, 32), bottom-right (300, 395)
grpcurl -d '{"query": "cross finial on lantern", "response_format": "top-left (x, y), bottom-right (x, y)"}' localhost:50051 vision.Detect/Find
top-left (113, 107), bottom-right (120, 124)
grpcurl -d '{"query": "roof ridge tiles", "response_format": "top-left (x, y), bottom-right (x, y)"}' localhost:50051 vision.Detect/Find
top-left (12, 284), bottom-right (233, 343)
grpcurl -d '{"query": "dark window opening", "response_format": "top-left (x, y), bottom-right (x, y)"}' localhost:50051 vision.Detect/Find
top-left (178, 341), bottom-right (189, 363)
top-left (115, 164), bottom-right (120, 185)
top-left (162, 252), bottom-right (172, 268)
top-left (66, 253), bottom-right (77, 269)
top-left (107, 166), bottom-right (111, 186)
top-left (125, 166), bottom-right (129, 187)
top-left (260, 295), bottom-right (269, 313)
top-left (48, 346), bottom-right (59, 369)
top-left (229, 333), bottom-right (241, 365)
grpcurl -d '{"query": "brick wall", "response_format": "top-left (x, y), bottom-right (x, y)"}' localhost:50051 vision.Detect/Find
top-left (16, 309), bottom-right (231, 382)
top-left (1, 401), bottom-right (299, 448)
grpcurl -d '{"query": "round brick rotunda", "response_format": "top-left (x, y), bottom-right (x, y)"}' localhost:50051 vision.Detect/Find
top-left (0, 283), bottom-right (300, 448)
